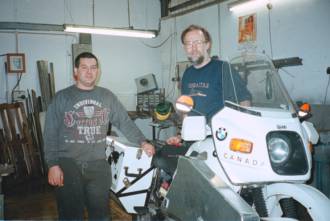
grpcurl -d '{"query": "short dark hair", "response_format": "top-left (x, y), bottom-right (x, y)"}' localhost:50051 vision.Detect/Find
top-left (181, 24), bottom-right (212, 45)
top-left (74, 52), bottom-right (98, 68)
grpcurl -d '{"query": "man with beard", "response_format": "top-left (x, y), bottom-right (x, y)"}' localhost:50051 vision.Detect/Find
top-left (153, 25), bottom-right (251, 177)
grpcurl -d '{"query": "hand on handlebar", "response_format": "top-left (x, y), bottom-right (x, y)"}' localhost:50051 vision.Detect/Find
top-left (141, 141), bottom-right (156, 157)
top-left (166, 135), bottom-right (182, 147)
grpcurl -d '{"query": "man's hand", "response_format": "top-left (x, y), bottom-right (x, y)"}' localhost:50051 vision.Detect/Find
top-left (166, 135), bottom-right (182, 146)
top-left (240, 100), bottom-right (251, 107)
top-left (48, 165), bottom-right (64, 187)
top-left (141, 141), bottom-right (155, 157)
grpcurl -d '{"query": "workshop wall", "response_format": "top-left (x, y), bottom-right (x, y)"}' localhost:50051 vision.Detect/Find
top-left (0, 0), bottom-right (161, 110)
top-left (1, 0), bottom-right (329, 107)
top-left (159, 0), bottom-right (330, 104)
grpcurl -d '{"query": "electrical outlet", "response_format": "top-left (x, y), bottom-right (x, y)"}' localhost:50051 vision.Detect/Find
top-left (12, 90), bottom-right (26, 101)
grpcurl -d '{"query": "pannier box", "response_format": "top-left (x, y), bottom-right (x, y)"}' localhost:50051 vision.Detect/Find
top-left (106, 136), bottom-right (153, 192)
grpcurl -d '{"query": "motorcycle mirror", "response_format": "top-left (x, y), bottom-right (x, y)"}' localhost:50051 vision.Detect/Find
top-left (300, 103), bottom-right (311, 112)
top-left (175, 95), bottom-right (194, 113)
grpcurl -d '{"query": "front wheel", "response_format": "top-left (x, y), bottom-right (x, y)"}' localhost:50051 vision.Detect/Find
top-left (263, 183), bottom-right (330, 221)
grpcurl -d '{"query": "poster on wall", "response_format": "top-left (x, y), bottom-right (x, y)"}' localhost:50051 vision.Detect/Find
top-left (238, 14), bottom-right (256, 44)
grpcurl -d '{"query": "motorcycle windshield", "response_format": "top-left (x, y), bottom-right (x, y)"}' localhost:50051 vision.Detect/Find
top-left (224, 53), bottom-right (297, 117)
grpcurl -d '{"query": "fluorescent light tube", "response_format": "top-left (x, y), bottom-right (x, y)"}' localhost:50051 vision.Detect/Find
top-left (64, 24), bottom-right (157, 39)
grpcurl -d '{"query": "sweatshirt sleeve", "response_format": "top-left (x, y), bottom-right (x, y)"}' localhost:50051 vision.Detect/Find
top-left (109, 94), bottom-right (146, 145)
top-left (43, 96), bottom-right (61, 168)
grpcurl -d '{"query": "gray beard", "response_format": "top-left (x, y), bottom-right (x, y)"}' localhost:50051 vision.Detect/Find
top-left (188, 56), bottom-right (204, 66)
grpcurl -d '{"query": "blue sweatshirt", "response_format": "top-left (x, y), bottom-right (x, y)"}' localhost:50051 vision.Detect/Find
top-left (181, 59), bottom-right (251, 121)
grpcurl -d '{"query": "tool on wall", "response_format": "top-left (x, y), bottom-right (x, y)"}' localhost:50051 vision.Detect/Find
top-left (135, 73), bottom-right (161, 114)
top-left (322, 67), bottom-right (330, 104)
top-left (272, 57), bottom-right (302, 69)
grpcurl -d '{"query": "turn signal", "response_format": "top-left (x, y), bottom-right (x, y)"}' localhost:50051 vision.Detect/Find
top-left (308, 141), bottom-right (314, 153)
top-left (230, 138), bottom-right (253, 153)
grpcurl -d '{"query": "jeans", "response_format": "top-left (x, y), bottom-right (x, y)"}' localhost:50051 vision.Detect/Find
top-left (55, 158), bottom-right (111, 221)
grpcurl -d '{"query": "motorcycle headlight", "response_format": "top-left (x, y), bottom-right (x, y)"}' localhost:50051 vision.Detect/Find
top-left (266, 131), bottom-right (308, 175)
top-left (267, 134), bottom-right (291, 166)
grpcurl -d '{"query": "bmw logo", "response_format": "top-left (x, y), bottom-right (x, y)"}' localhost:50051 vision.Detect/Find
top-left (216, 128), bottom-right (227, 141)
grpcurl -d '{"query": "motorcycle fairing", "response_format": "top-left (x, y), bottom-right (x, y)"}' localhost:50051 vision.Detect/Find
top-left (163, 157), bottom-right (260, 221)
top-left (211, 105), bottom-right (312, 185)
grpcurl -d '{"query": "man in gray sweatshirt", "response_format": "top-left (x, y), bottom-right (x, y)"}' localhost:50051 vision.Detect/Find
top-left (43, 52), bottom-right (155, 220)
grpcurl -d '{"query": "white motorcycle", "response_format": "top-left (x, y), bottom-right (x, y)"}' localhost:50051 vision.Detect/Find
top-left (106, 53), bottom-right (330, 221)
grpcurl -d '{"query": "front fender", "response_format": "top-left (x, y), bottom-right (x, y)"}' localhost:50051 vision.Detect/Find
top-left (264, 183), bottom-right (330, 220)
